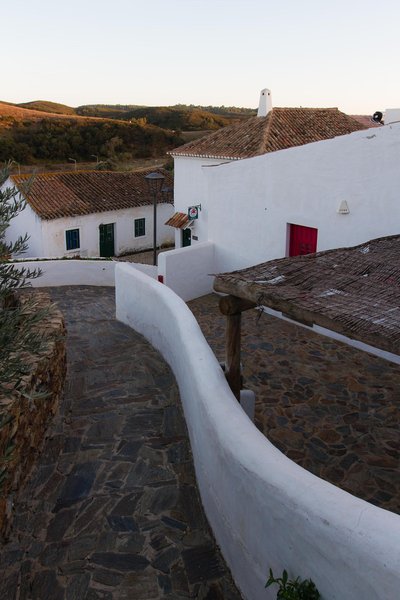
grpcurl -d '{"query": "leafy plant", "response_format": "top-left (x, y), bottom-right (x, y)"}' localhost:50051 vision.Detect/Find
top-left (266, 569), bottom-right (321, 600)
top-left (0, 163), bottom-right (51, 396)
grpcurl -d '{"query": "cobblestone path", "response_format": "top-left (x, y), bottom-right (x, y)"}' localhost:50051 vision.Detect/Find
top-left (0, 287), bottom-right (241, 600)
top-left (188, 294), bottom-right (400, 515)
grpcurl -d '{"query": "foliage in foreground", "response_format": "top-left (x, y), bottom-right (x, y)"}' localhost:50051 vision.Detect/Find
top-left (266, 569), bottom-right (321, 600)
top-left (0, 164), bottom-right (50, 398)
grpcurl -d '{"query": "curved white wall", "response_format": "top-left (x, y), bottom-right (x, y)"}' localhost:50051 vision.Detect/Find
top-left (115, 263), bottom-right (400, 600)
top-left (12, 259), bottom-right (157, 287)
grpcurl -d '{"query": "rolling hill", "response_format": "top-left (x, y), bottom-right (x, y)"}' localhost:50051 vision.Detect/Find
top-left (17, 100), bottom-right (77, 115)
top-left (0, 101), bottom-right (183, 165)
top-left (0, 99), bottom-right (255, 167)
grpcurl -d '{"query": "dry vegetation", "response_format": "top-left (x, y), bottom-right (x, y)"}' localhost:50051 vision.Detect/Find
top-left (0, 101), bottom-right (115, 125)
top-left (0, 99), bottom-right (255, 168)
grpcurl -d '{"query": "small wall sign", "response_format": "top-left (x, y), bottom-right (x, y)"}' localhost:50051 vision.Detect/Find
top-left (188, 205), bottom-right (200, 219)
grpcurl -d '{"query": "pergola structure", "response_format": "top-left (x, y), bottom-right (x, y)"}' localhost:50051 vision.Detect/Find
top-left (214, 235), bottom-right (400, 399)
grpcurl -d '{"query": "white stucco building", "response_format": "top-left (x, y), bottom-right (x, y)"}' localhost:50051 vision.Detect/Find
top-left (5, 169), bottom-right (174, 258)
top-left (160, 90), bottom-right (400, 300)
top-left (167, 89), bottom-right (369, 251)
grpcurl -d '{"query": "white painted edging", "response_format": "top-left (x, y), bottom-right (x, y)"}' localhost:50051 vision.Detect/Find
top-left (12, 259), bottom-right (157, 287)
top-left (115, 263), bottom-right (400, 600)
top-left (14, 259), bottom-right (116, 287)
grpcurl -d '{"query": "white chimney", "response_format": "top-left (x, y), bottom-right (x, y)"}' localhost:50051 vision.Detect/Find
top-left (257, 88), bottom-right (272, 117)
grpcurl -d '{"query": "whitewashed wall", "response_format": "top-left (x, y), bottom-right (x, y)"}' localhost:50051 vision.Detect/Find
top-left (115, 263), bottom-right (400, 600)
top-left (172, 125), bottom-right (400, 278)
top-left (13, 260), bottom-right (116, 286)
top-left (172, 156), bottom-right (230, 247)
top-left (2, 178), bottom-right (44, 256)
top-left (206, 124), bottom-right (400, 273)
top-left (11, 259), bottom-right (157, 287)
top-left (158, 242), bottom-right (215, 300)
top-left (40, 203), bottom-right (174, 258)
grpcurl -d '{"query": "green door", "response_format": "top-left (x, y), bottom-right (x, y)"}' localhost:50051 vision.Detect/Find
top-left (99, 223), bottom-right (115, 257)
top-left (182, 228), bottom-right (191, 247)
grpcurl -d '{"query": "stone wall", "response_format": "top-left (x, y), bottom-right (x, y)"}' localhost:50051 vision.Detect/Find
top-left (0, 290), bottom-right (66, 539)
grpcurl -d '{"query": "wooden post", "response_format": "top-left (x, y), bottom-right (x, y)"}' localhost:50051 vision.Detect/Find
top-left (219, 295), bottom-right (256, 401)
top-left (225, 312), bottom-right (242, 400)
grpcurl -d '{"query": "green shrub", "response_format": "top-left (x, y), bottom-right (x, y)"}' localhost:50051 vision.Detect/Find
top-left (266, 569), bottom-right (321, 600)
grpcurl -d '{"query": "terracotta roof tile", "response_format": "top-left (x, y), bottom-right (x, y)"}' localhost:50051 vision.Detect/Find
top-left (350, 115), bottom-right (383, 128)
top-left (11, 169), bottom-right (173, 220)
top-left (170, 108), bottom-right (367, 160)
top-left (165, 212), bottom-right (190, 228)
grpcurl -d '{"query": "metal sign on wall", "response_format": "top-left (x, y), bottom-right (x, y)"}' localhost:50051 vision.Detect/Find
top-left (188, 205), bottom-right (200, 220)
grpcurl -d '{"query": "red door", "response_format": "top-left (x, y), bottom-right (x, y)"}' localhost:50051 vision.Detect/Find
top-left (289, 224), bottom-right (318, 257)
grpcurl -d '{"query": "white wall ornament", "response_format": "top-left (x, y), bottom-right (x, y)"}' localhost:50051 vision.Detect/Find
top-left (338, 200), bottom-right (350, 214)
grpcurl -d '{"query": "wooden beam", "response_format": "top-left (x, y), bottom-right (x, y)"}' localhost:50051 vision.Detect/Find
top-left (219, 295), bottom-right (256, 315)
top-left (215, 277), bottom-right (400, 355)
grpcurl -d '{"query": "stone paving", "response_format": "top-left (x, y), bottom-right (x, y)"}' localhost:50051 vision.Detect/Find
top-left (188, 294), bottom-right (400, 515)
top-left (0, 287), bottom-right (241, 600)
top-left (116, 246), bottom-right (174, 266)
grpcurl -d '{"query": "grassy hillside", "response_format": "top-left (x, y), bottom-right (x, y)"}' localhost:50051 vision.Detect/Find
top-left (0, 101), bottom-right (98, 123)
top-left (76, 103), bottom-right (256, 129)
top-left (124, 107), bottom-right (230, 130)
top-left (17, 100), bottom-right (76, 115)
top-left (0, 102), bottom-right (183, 165)
top-left (76, 104), bottom-right (142, 119)
top-left (0, 99), bottom-right (255, 167)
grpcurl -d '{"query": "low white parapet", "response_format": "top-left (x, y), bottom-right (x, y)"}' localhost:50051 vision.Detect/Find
top-left (115, 262), bottom-right (400, 600)
top-left (158, 241), bottom-right (215, 301)
top-left (11, 259), bottom-right (157, 287)
top-left (12, 259), bottom-right (116, 287)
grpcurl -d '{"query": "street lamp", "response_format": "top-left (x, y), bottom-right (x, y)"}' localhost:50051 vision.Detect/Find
top-left (145, 172), bottom-right (165, 266)
top-left (68, 158), bottom-right (77, 171)
top-left (161, 185), bottom-right (173, 204)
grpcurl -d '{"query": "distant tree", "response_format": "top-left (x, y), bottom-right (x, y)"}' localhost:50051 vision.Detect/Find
top-left (163, 156), bottom-right (174, 172)
top-left (101, 136), bottom-right (123, 160)
top-left (6, 117), bottom-right (184, 165)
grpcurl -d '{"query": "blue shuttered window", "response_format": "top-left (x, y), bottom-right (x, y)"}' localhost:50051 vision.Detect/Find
top-left (134, 218), bottom-right (145, 237)
top-left (65, 229), bottom-right (80, 250)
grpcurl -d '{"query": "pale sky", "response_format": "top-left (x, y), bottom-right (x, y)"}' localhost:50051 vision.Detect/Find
top-left (2, 0), bottom-right (399, 114)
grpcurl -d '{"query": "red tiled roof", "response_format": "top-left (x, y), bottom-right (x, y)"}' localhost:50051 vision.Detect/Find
top-left (170, 108), bottom-right (367, 160)
top-left (11, 169), bottom-right (173, 220)
top-left (350, 115), bottom-right (383, 128)
top-left (165, 212), bottom-right (190, 229)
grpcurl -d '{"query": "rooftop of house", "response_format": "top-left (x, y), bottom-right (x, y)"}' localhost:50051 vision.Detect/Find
top-left (214, 234), bottom-right (400, 356)
top-left (11, 169), bottom-right (173, 220)
top-left (350, 114), bottom-right (383, 128)
top-left (170, 107), bottom-right (368, 160)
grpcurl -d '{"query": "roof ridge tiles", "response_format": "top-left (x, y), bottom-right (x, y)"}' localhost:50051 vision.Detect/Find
top-left (11, 169), bottom-right (173, 220)
top-left (170, 106), bottom-right (367, 160)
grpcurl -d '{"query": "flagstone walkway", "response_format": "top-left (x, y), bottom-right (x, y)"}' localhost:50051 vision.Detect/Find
top-left (0, 287), bottom-right (241, 600)
top-left (188, 294), bottom-right (400, 515)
